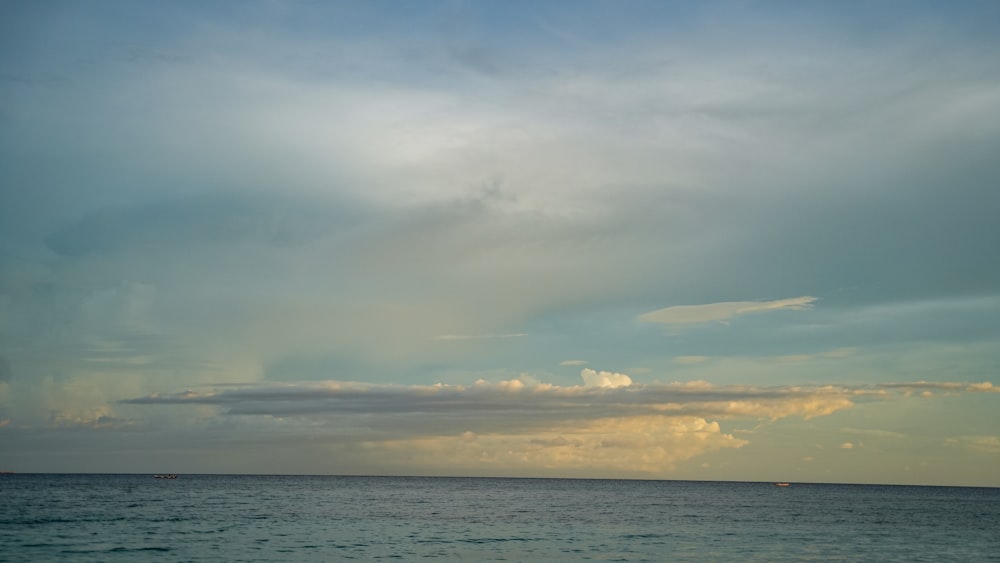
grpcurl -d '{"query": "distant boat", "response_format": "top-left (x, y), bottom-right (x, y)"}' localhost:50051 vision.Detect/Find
top-left (153, 474), bottom-right (178, 479)
top-left (774, 482), bottom-right (790, 487)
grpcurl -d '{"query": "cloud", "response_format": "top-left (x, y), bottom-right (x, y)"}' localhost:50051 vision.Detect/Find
top-left (0, 356), bottom-right (11, 383)
top-left (877, 381), bottom-right (1000, 394)
top-left (580, 368), bottom-right (632, 388)
top-left (367, 415), bottom-right (747, 476)
top-left (3, 2), bottom-right (999, 483)
top-left (122, 378), bottom-right (994, 421)
top-left (48, 411), bottom-right (137, 430)
top-left (433, 333), bottom-right (528, 341)
top-left (673, 356), bottom-right (709, 365)
top-left (113, 376), bottom-right (995, 476)
top-left (947, 436), bottom-right (1000, 454)
top-left (842, 428), bottom-right (905, 440)
top-left (638, 296), bottom-right (817, 325)
top-left (840, 442), bottom-right (856, 449)
top-left (559, 360), bottom-right (588, 366)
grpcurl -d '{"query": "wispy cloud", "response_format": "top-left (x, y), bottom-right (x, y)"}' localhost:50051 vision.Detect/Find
top-left (877, 381), bottom-right (999, 394)
top-left (638, 296), bottom-right (818, 326)
top-left (946, 436), bottom-right (1000, 454)
top-left (673, 356), bottom-right (710, 364)
top-left (433, 333), bottom-right (528, 341)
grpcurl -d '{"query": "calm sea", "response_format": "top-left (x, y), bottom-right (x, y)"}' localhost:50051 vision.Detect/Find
top-left (1, 474), bottom-right (997, 561)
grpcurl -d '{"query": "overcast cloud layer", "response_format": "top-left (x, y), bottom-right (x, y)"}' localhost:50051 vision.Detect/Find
top-left (1, 0), bottom-right (998, 485)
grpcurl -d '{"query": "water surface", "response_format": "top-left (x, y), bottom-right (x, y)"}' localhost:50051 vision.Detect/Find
top-left (2, 475), bottom-right (997, 561)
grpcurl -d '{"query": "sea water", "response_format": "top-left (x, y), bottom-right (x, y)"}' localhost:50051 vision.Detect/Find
top-left (1, 475), bottom-right (998, 561)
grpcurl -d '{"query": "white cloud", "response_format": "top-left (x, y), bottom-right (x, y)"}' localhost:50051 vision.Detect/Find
top-left (638, 296), bottom-right (817, 325)
top-left (560, 359), bottom-right (588, 366)
top-left (580, 368), bottom-right (632, 389)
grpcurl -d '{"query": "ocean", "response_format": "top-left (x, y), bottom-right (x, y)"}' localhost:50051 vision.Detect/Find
top-left (1, 474), bottom-right (997, 561)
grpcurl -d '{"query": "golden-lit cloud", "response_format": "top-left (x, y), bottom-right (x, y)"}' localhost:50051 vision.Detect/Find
top-left (366, 416), bottom-right (746, 477)
top-left (117, 372), bottom-right (997, 477)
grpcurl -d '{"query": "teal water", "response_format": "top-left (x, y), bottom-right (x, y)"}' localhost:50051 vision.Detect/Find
top-left (1, 475), bottom-right (998, 561)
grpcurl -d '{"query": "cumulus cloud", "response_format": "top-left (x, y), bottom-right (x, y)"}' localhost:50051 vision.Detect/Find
top-left (580, 368), bottom-right (632, 388)
top-left (638, 296), bottom-right (818, 326)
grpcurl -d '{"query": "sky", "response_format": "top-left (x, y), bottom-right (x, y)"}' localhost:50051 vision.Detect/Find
top-left (1, 0), bottom-right (999, 486)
